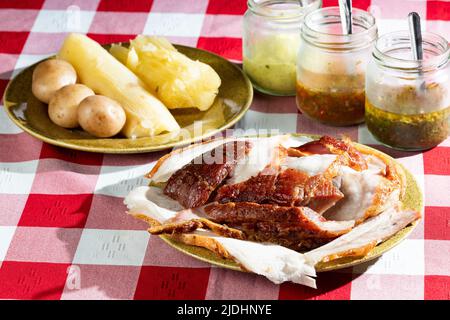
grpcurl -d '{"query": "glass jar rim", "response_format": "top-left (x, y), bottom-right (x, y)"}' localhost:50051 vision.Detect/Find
top-left (373, 30), bottom-right (450, 72)
top-left (247, 0), bottom-right (321, 20)
top-left (301, 6), bottom-right (377, 50)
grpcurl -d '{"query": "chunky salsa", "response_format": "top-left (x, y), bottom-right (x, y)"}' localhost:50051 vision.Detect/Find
top-left (296, 68), bottom-right (366, 126)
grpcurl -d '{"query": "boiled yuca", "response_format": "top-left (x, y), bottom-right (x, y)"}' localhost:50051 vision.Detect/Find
top-left (110, 36), bottom-right (221, 111)
top-left (58, 33), bottom-right (180, 138)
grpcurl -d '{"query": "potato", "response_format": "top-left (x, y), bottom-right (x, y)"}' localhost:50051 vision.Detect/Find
top-left (78, 95), bottom-right (126, 138)
top-left (48, 84), bottom-right (94, 128)
top-left (59, 33), bottom-right (179, 138)
top-left (32, 59), bottom-right (77, 103)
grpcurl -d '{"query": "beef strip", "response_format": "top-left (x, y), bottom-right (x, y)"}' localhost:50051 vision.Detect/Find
top-left (163, 141), bottom-right (251, 208)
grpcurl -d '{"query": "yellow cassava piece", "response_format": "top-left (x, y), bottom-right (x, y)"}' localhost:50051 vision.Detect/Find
top-left (111, 35), bottom-right (222, 111)
top-left (58, 33), bottom-right (180, 138)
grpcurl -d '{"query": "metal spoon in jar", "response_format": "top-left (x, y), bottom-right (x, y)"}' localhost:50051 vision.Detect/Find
top-left (339, 0), bottom-right (353, 35)
top-left (408, 12), bottom-right (426, 91)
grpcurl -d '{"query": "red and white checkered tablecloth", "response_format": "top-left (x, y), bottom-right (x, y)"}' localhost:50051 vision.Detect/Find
top-left (0, 0), bottom-right (449, 300)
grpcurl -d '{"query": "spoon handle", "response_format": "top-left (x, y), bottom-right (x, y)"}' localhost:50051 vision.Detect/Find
top-left (339, 0), bottom-right (352, 35)
top-left (408, 12), bottom-right (423, 60)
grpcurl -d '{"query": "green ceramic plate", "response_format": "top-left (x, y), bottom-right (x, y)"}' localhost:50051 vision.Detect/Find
top-left (158, 136), bottom-right (423, 272)
top-left (2, 44), bottom-right (253, 154)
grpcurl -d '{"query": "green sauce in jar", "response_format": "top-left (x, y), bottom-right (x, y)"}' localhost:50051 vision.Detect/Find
top-left (366, 98), bottom-right (450, 150)
top-left (365, 31), bottom-right (450, 151)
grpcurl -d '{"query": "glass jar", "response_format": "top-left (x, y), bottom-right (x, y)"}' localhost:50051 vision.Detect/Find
top-left (365, 31), bottom-right (450, 151)
top-left (243, 0), bottom-right (322, 96)
top-left (296, 7), bottom-right (377, 126)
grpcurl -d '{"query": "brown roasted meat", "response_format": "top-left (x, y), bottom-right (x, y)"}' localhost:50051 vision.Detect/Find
top-left (214, 168), bottom-right (343, 213)
top-left (288, 136), bottom-right (368, 171)
top-left (164, 141), bottom-right (252, 208)
top-left (160, 136), bottom-right (370, 251)
top-left (204, 202), bottom-right (354, 251)
top-left (149, 217), bottom-right (246, 240)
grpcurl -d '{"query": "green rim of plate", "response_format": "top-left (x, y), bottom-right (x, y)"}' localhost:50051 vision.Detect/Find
top-left (2, 44), bottom-right (253, 154)
top-left (159, 134), bottom-right (423, 272)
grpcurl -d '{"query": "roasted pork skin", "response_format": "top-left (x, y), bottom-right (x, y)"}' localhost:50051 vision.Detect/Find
top-left (163, 141), bottom-right (251, 208)
top-left (204, 202), bottom-right (354, 251)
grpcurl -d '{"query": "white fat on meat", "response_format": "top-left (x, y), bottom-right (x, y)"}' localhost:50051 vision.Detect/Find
top-left (305, 207), bottom-right (419, 265)
top-left (124, 185), bottom-right (317, 288)
top-left (149, 134), bottom-right (311, 184)
top-left (325, 166), bottom-right (398, 222)
top-left (124, 186), bottom-right (183, 223)
top-left (281, 154), bottom-right (337, 176)
top-left (227, 135), bottom-right (290, 185)
top-left (149, 138), bottom-right (231, 183)
top-left (364, 154), bottom-right (387, 175)
top-left (301, 208), bottom-right (355, 233)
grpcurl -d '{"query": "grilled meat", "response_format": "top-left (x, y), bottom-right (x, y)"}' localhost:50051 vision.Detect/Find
top-left (214, 168), bottom-right (343, 213)
top-left (163, 141), bottom-right (251, 208)
top-left (289, 136), bottom-right (368, 171)
top-left (204, 202), bottom-right (354, 251)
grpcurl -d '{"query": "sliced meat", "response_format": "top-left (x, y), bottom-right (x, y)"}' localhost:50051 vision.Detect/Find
top-left (124, 185), bottom-right (317, 288)
top-left (214, 172), bottom-right (278, 204)
top-left (163, 141), bottom-right (251, 208)
top-left (305, 207), bottom-right (420, 265)
top-left (303, 175), bottom-right (344, 213)
top-left (147, 138), bottom-right (233, 183)
top-left (281, 154), bottom-right (337, 177)
top-left (149, 217), bottom-right (246, 240)
top-left (270, 169), bottom-right (310, 206)
top-left (324, 167), bottom-right (400, 224)
top-left (289, 136), bottom-right (367, 171)
top-left (215, 169), bottom-right (309, 206)
top-left (214, 168), bottom-right (343, 212)
top-left (288, 140), bottom-right (330, 156)
top-left (204, 202), bottom-right (354, 251)
top-left (147, 135), bottom-right (309, 184)
top-left (320, 136), bottom-right (367, 171)
top-left (227, 135), bottom-right (288, 185)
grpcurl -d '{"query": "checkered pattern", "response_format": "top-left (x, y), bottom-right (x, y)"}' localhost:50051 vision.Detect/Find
top-left (0, 0), bottom-right (449, 300)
